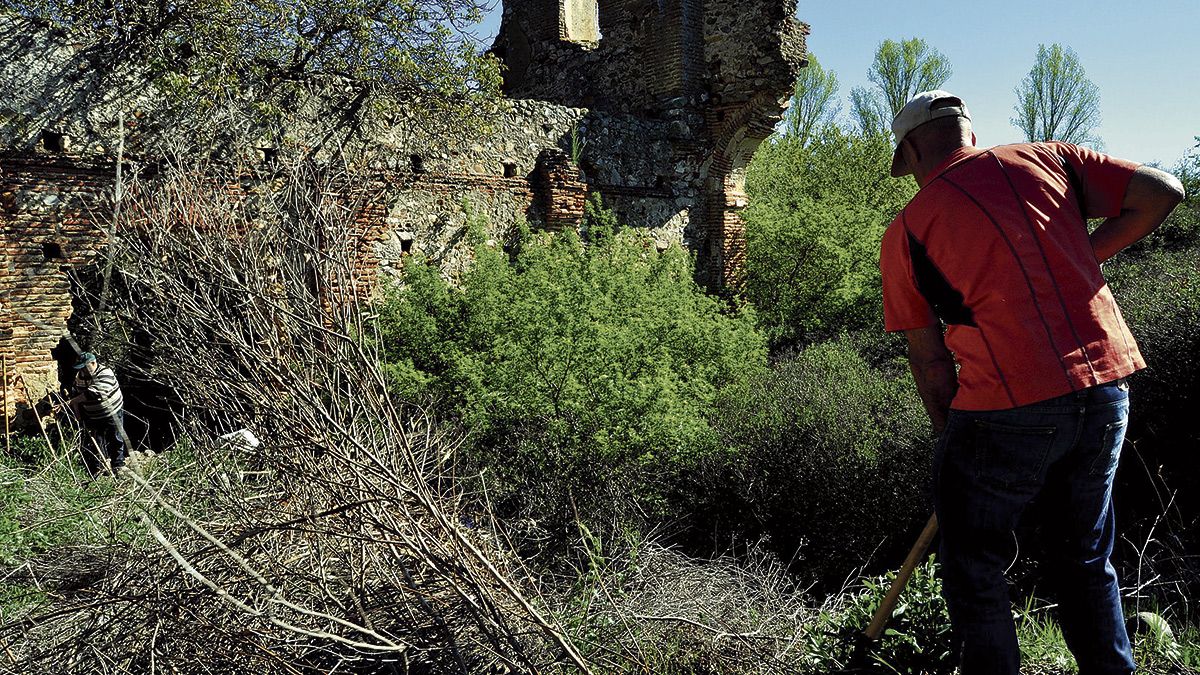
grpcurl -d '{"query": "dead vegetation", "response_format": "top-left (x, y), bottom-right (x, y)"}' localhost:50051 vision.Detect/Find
top-left (0, 160), bottom-right (831, 674)
top-left (1, 160), bottom-right (594, 673)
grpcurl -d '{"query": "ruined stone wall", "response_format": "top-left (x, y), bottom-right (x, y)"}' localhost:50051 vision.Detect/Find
top-left (0, 2), bottom-right (808, 424)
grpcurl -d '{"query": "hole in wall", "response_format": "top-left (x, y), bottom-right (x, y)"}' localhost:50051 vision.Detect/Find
top-left (41, 129), bottom-right (66, 153)
top-left (409, 154), bottom-right (426, 173)
top-left (503, 161), bottom-right (518, 178)
top-left (399, 233), bottom-right (414, 254)
top-left (41, 242), bottom-right (65, 260)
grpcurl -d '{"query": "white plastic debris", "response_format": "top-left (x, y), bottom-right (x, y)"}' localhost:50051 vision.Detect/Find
top-left (217, 428), bottom-right (261, 451)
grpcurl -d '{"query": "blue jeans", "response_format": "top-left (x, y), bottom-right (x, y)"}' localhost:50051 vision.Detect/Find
top-left (84, 409), bottom-right (128, 475)
top-left (934, 381), bottom-right (1136, 675)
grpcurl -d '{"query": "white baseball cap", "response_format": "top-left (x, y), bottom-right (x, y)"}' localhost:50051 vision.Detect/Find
top-left (890, 90), bottom-right (971, 177)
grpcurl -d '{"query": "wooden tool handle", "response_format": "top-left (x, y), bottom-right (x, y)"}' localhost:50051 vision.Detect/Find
top-left (864, 513), bottom-right (940, 641)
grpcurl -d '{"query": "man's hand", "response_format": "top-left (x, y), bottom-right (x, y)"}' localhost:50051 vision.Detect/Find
top-left (905, 325), bottom-right (958, 435)
top-left (1091, 165), bottom-right (1186, 263)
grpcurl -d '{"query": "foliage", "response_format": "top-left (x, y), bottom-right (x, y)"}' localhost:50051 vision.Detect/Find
top-left (694, 337), bottom-right (934, 589)
top-left (745, 125), bottom-right (917, 347)
top-left (376, 209), bottom-right (768, 528)
top-left (1155, 138), bottom-right (1200, 247)
top-left (851, 38), bottom-right (953, 135)
top-left (803, 557), bottom-right (955, 674)
top-left (1011, 44), bottom-right (1102, 147)
top-left (783, 54), bottom-right (841, 146)
top-left (742, 195), bottom-right (885, 344)
top-left (5, 0), bottom-right (502, 148)
top-left (0, 434), bottom-right (116, 567)
top-left (1103, 242), bottom-right (1200, 605)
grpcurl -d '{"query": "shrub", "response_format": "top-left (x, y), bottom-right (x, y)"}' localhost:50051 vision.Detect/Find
top-left (743, 125), bottom-right (917, 348)
top-left (800, 557), bottom-right (954, 674)
top-left (1153, 139), bottom-right (1200, 248)
top-left (693, 336), bottom-right (935, 589)
top-left (1104, 242), bottom-right (1200, 605)
top-left (376, 213), bottom-right (769, 531)
top-left (743, 197), bottom-right (886, 344)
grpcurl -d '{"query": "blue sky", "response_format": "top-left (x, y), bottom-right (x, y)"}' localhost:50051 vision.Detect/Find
top-left (470, 0), bottom-right (1198, 167)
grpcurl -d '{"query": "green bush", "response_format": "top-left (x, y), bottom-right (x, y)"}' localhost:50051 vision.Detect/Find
top-left (743, 197), bottom-right (887, 344)
top-left (743, 125), bottom-right (917, 348)
top-left (693, 336), bottom-right (935, 588)
top-left (1153, 139), bottom-right (1200, 248)
top-left (802, 557), bottom-right (955, 674)
top-left (376, 209), bottom-right (768, 529)
top-left (1104, 242), bottom-right (1200, 604)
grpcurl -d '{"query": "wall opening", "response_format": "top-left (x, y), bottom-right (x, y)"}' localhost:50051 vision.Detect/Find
top-left (41, 242), bottom-right (65, 260)
top-left (503, 161), bottom-right (518, 178)
top-left (563, 0), bottom-right (601, 43)
top-left (409, 154), bottom-right (426, 173)
top-left (41, 129), bottom-right (66, 153)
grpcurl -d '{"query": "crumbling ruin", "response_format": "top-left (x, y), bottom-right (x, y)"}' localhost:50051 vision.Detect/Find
top-left (0, 1), bottom-right (806, 424)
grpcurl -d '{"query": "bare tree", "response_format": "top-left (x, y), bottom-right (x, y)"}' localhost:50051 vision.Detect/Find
top-left (783, 54), bottom-right (840, 145)
top-left (851, 38), bottom-right (952, 135)
top-left (1011, 43), bottom-right (1102, 147)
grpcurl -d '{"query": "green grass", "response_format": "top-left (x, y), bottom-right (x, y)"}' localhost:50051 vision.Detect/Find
top-left (1017, 596), bottom-right (1200, 674)
top-left (1016, 598), bottom-right (1077, 673)
top-left (1, 431), bottom-right (149, 618)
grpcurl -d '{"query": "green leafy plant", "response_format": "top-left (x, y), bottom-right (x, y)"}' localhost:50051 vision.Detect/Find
top-left (744, 125), bottom-right (917, 348)
top-left (694, 336), bottom-right (934, 589)
top-left (376, 206), bottom-right (768, 531)
top-left (802, 557), bottom-right (955, 674)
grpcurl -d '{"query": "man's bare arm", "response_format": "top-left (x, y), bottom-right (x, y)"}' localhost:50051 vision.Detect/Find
top-left (905, 325), bottom-right (958, 435)
top-left (1091, 165), bottom-right (1186, 263)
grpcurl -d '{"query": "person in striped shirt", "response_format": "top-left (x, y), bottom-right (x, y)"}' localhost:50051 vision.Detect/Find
top-left (67, 352), bottom-right (129, 475)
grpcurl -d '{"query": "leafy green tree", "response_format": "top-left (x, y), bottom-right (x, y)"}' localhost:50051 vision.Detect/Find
top-left (744, 125), bottom-right (917, 346)
top-left (6, 0), bottom-right (501, 146)
top-left (377, 212), bottom-right (767, 525)
top-left (1158, 137), bottom-right (1200, 245)
top-left (783, 53), bottom-right (840, 146)
top-left (851, 38), bottom-right (953, 135)
top-left (1011, 44), bottom-right (1101, 146)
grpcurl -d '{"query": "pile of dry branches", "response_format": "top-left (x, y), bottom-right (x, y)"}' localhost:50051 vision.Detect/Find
top-left (0, 157), bottom-right (834, 674)
top-left (1, 160), bottom-right (590, 673)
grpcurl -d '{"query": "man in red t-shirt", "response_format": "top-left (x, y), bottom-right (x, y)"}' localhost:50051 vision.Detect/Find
top-left (881, 90), bottom-right (1184, 675)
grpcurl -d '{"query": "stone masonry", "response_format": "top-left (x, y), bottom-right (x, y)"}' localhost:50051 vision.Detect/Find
top-left (0, 3), bottom-right (806, 424)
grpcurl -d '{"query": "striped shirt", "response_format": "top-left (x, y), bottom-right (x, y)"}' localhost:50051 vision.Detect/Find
top-left (880, 142), bottom-right (1144, 410)
top-left (75, 365), bottom-right (125, 420)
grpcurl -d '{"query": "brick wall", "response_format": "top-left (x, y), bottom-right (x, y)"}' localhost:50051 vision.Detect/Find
top-left (536, 149), bottom-right (588, 232)
top-left (1, 156), bottom-right (111, 422)
top-left (0, 151), bottom-right (594, 425)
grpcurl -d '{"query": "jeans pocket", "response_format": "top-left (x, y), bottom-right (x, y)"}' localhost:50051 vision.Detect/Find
top-left (1088, 419), bottom-right (1127, 477)
top-left (973, 420), bottom-right (1057, 489)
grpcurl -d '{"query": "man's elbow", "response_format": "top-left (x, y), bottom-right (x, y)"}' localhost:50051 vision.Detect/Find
top-left (1138, 165), bottom-right (1186, 210)
top-left (1165, 172), bottom-right (1186, 205)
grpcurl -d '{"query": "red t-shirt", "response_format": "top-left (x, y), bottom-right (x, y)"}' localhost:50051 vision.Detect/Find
top-left (880, 142), bottom-right (1145, 410)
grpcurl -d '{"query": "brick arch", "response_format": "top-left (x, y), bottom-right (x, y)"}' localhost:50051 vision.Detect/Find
top-left (703, 90), bottom-right (792, 289)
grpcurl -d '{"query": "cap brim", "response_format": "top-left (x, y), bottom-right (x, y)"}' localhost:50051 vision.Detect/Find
top-left (890, 144), bottom-right (911, 178)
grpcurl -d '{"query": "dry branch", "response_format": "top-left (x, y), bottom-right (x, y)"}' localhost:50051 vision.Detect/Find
top-left (1, 159), bottom-right (590, 674)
